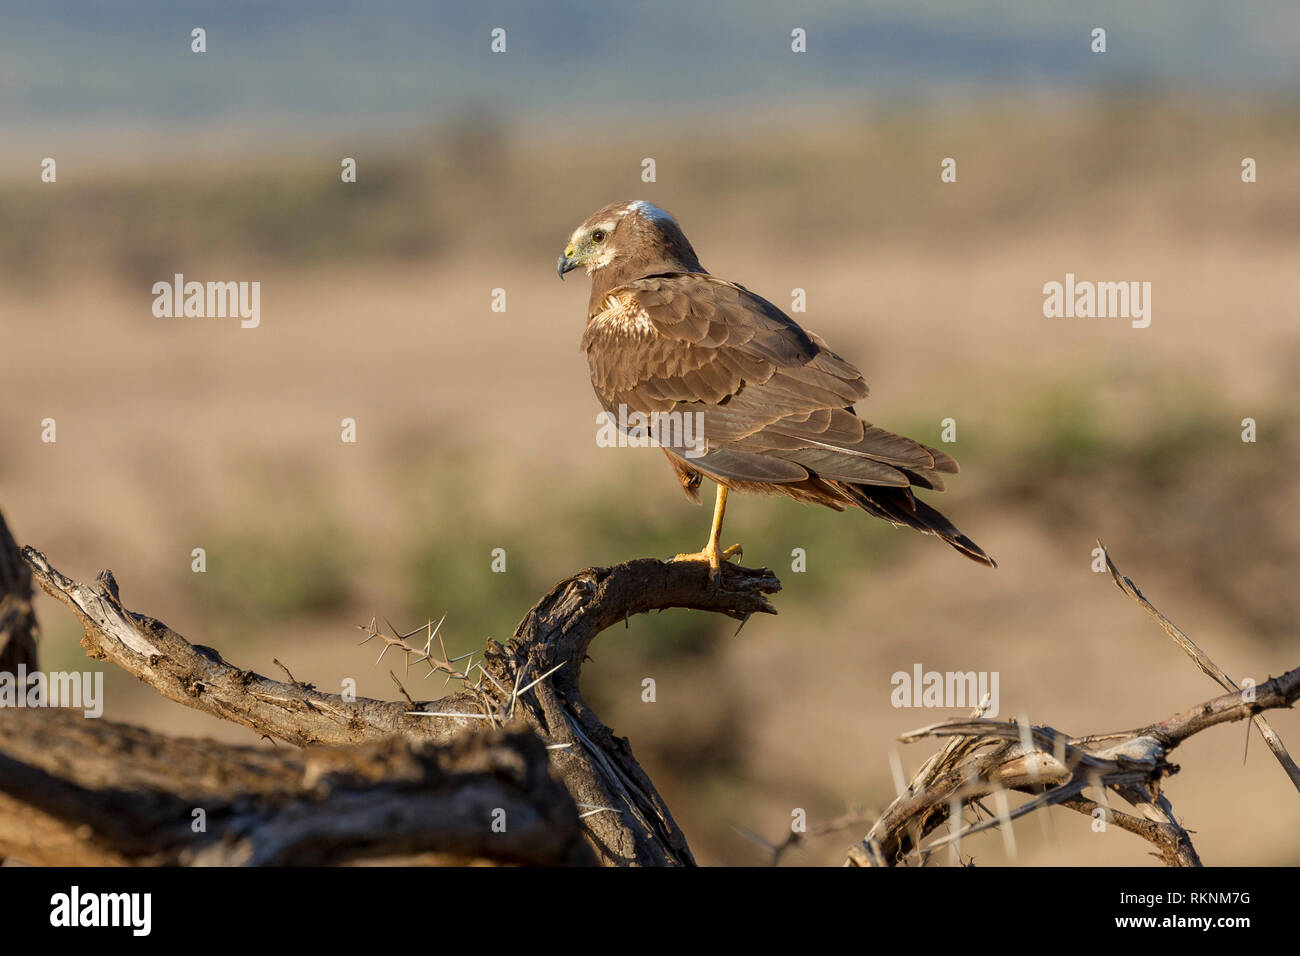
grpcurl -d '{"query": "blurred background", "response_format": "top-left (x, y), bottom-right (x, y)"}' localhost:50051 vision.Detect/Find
top-left (2, 1), bottom-right (1298, 865)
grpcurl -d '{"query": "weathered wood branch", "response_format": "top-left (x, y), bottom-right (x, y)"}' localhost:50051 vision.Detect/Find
top-left (22, 548), bottom-right (477, 746)
top-left (846, 547), bottom-right (1300, 868)
top-left (12, 538), bottom-right (780, 866)
top-left (0, 514), bottom-right (38, 677)
top-left (0, 708), bottom-right (593, 865)
top-left (21, 509), bottom-right (1280, 869)
top-left (492, 558), bottom-right (780, 865)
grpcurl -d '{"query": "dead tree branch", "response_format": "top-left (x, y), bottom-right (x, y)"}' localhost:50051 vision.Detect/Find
top-left (22, 548), bottom-right (477, 746)
top-left (16, 512), bottom-right (1282, 869)
top-left (0, 708), bottom-right (592, 865)
top-left (12, 539), bottom-right (779, 866)
top-left (0, 514), bottom-right (37, 678)
top-left (847, 547), bottom-right (1300, 868)
top-left (490, 559), bottom-right (780, 865)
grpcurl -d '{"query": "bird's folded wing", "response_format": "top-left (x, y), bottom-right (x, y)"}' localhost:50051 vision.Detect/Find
top-left (584, 273), bottom-right (955, 486)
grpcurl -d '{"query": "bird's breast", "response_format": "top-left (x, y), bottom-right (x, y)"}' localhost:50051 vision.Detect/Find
top-left (587, 294), bottom-right (658, 339)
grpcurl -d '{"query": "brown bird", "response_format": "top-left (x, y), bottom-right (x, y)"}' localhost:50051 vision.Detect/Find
top-left (557, 200), bottom-right (995, 574)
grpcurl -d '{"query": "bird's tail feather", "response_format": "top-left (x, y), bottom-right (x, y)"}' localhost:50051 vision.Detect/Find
top-left (839, 482), bottom-right (997, 568)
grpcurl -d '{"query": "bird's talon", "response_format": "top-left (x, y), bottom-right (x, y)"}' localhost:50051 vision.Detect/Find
top-left (668, 546), bottom-right (736, 588)
top-left (669, 550), bottom-right (710, 565)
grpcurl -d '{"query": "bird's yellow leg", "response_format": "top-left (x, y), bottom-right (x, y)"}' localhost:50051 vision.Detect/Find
top-left (671, 484), bottom-right (743, 573)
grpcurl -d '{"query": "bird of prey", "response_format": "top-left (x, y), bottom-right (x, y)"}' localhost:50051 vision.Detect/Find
top-left (557, 200), bottom-right (995, 574)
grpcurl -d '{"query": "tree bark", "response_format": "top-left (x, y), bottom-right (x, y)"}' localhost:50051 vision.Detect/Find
top-left (9, 527), bottom-right (780, 866)
top-left (0, 512), bottom-right (37, 678)
top-left (0, 708), bottom-right (593, 865)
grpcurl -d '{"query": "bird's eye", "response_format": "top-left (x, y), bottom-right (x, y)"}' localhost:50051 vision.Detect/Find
top-left (592, 230), bottom-right (606, 243)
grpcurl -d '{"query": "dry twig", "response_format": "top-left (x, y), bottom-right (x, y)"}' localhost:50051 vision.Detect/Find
top-left (847, 547), bottom-right (1299, 868)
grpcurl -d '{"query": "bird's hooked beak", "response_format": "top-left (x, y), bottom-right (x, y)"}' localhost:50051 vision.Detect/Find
top-left (556, 244), bottom-right (579, 280)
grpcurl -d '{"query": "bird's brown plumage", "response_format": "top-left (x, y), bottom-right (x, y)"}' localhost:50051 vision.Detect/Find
top-left (561, 200), bottom-right (995, 567)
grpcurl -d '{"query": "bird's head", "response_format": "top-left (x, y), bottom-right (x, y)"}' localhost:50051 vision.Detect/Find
top-left (557, 200), bottom-right (703, 282)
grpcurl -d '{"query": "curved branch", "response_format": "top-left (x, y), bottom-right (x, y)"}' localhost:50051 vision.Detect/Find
top-left (847, 667), bottom-right (1299, 866)
top-left (467, 558), bottom-right (780, 865)
top-left (17, 544), bottom-right (781, 866)
top-left (847, 545), bottom-right (1300, 868)
top-left (22, 547), bottom-right (482, 746)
